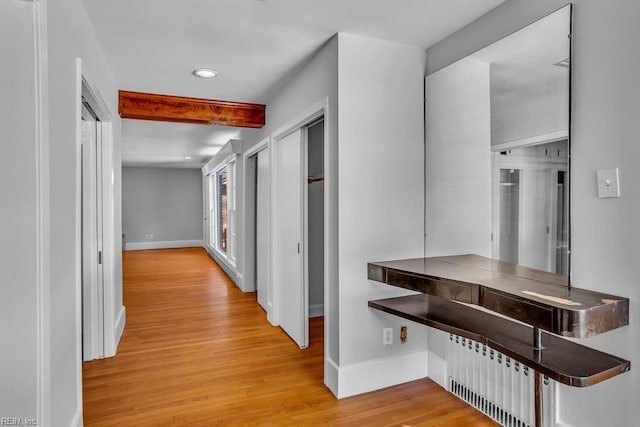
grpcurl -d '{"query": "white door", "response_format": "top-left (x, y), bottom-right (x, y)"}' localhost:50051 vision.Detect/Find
top-left (256, 149), bottom-right (270, 311)
top-left (81, 105), bottom-right (104, 361)
top-left (275, 129), bottom-right (308, 348)
top-left (519, 168), bottom-right (552, 271)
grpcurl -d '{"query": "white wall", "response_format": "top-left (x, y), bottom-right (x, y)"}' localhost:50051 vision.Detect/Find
top-left (47, 0), bottom-right (123, 424)
top-left (336, 33), bottom-right (428, 395)
top-left (238, 33), bottom-right (429, 398)
top-left (0, 1), bottom-right (43, 420)
top-left (237, 36), bottom-right (340, 376)
top-left (426, 58), bottom-right (492, 258)
top-left (427, 1), bottom-right (640, 425)
top-left (122, 167), bottom-right (203, 248)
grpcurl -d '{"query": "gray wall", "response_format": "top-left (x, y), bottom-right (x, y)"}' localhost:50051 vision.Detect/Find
top-left (427, 1), bottom-right (640, 425)
top-left (123, 167), bottom-right (203, 245)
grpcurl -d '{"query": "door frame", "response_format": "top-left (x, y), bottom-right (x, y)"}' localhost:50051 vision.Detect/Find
top-left (269, 99), bottom-right (327, 337)
top-left (491, 153), bottom-right (568, 269)
top-left (28, 0), bottom-right (51, 422)
top-left (80, 108), bottom-right (104, 362)
top-left (242, 138), bottom-right (271, 314)
top-left (76, 61), bottom-right (120, 375)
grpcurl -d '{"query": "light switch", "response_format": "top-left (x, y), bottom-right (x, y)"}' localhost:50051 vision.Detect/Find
top-left (597, 168), bottom-right (620, 198)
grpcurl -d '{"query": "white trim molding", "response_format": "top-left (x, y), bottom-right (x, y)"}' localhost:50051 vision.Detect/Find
top-left (309, 304), bottom-right (324, 318)
top-left (69, 408), bottom-right (82, 427)
top-left (491, 130), bottom-right (568, 152)
top-left (113, 306), bottom-right (126, 355)
top-left (33, 0), bottom-right (51, 423)
top-left (336, 351), bottom-right (429, 398)
top-left (205, 244), bottom-right (239, 285)
top-left (124, 239), bottom-right (204, 251)
top-left (243, 136), bottom-right (270, 159)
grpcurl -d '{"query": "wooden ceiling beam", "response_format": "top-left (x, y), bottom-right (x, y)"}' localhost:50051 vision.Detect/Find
top-left (118, 90), bottom-right (266, 128)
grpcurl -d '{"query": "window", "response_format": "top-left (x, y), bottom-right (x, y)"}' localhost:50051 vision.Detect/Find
top-left (207, 156), bottom-right (237, 266)
top-left (216, 167), bottom-right (228, 253)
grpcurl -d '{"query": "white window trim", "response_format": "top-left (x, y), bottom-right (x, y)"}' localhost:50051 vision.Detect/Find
top-left (208, 154), bottom-right (238, 267)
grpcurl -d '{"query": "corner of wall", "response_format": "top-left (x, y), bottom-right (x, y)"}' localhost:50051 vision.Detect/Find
top-left (325, 357), bottom-right (339, 398)
top-left (427, 350), bottom-right (447, 389)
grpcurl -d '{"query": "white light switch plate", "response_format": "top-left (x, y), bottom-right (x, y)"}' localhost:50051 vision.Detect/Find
top-left (597, 168), bottom-right (620, 198)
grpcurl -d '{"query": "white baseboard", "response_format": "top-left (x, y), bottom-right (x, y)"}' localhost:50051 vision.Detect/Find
top-left (266, 302), bottom-right (277, 326)
top-left (69, 407), bottom-right (82, 427)
top-left (309, 304), bottom-right (324, 318)
top-left (115, 305), bottom-right (126, 347)
top-left (325, 357), bottom-right (339, 397)
top-left (336, 351), bottom-right (429, 398)
top-left (205, 244), bottom-right (238, 285)
top-left (124, 240), bottom-right (203, 251)
top-left (427, 350), bottom-right (447, 389)
top-left (236, 274), bottom-right (248, 292)
top-left (104, 306), bottom-right (126, 358)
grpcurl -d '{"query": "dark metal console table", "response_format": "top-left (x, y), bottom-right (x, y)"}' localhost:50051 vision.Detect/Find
top-left (367, 254), bottom-right (630, 427)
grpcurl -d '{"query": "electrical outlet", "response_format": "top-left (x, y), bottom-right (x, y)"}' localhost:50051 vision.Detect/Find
top-left (383, 327), bottom-right (393, 346)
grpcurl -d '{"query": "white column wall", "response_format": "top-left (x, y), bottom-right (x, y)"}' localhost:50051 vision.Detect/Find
top-left (335, 34), bottom-right (428, 397)
top-left (48, 0), bottom-right (123, 424)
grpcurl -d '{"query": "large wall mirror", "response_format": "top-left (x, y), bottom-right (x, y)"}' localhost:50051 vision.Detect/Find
top-left (426, 5), bottom-right (571, 283)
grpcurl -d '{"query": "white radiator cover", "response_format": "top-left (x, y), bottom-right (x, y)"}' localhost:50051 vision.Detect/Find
top-left (446, 334), bottom-right (556, 427)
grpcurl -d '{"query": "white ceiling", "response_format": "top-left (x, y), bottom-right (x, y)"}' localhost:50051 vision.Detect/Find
top-left (84, 0), bottom-right (506, 168)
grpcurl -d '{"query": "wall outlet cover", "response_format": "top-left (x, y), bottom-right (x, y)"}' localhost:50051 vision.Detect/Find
top-left (383, 327), bottom-right (393, 346)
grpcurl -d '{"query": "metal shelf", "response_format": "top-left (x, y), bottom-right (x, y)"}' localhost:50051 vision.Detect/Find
top-left (368, 294), bottom-right (630, 387)
top-left (368, 255), bottom-right (629, 338)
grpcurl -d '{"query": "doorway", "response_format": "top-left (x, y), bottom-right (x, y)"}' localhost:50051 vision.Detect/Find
top-left (79, 74), bottom-right (119, 361)
top-left (491, 139), bottom-right (569, 274)
top-left (81, 99), bottom-right (104, 361)
top-left (272, 117), bottom-right (325, 349)
top-left (305, 119), bottom-right (325, 320)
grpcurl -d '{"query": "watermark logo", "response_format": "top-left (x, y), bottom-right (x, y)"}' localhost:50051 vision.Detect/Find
top-left (1, 418), bottom-right (38, 426)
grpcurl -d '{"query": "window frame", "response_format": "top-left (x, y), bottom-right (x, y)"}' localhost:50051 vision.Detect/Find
top-left (208, 155), bottom-right (237, 266)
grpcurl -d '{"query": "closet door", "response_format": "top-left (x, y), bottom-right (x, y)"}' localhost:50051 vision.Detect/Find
top-left (275, 129), bottom-right (307, 348)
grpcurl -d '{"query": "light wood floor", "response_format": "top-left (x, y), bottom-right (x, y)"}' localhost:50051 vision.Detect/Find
top-left (83, 247), bottom-right (496, 426)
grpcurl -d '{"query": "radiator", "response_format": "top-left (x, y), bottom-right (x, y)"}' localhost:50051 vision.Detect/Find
top-left (446, 334), bottom-right (556, 427)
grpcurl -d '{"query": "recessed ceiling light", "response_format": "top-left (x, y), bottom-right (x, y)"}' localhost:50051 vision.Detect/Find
top-left (192, 68), bottom-right (218, 78)
top-left (184, 156), bottom-right (192, 160)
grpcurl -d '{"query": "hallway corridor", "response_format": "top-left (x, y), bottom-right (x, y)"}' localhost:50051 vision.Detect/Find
top-left (82, 248), bottom-right (494, 426)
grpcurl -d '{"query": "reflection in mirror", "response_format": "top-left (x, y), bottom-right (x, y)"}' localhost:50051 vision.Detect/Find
top-left (426, 5), bottom-right (571, 281)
